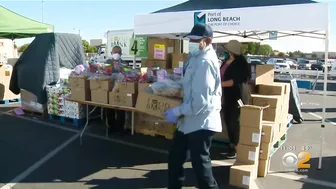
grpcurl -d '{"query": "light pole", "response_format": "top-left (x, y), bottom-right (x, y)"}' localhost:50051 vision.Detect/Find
top-left (41, 0), bottom-right (44, 23)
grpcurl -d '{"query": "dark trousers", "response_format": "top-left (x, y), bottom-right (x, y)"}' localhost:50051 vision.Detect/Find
top-left (222, 103), bottom-right (240, 146)
top-left (106, 109), bottom-right (125, 132)
top-left (168, 130), bottom-right (218, 189)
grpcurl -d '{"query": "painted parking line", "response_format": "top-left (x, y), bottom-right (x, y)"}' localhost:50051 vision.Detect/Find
top-left (0, 133), bottom-right (79, 189)
top-left (308, 112), bottom-right (336, 126)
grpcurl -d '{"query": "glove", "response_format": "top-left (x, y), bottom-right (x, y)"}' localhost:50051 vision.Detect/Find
top-left (163, 108), bottom-right (178, 123)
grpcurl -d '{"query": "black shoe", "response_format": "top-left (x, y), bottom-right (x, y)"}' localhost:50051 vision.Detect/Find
top-left (226, 152), bottom-right (236, 159)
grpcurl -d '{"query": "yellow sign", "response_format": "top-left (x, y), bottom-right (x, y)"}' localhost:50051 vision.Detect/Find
top-left (282, 152), bottom-right (311, 170)
top-left (154, 44), bottom-right (165, 49)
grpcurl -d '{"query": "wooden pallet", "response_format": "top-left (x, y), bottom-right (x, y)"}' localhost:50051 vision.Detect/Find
top-left (136, 128), bottom-right (173, 139)
top-left (48, 114), bottom-right (85, 128)
top-left (0, 98), bottom-right (21, 104)
top-left (23, 109), bottom-right (47, 118)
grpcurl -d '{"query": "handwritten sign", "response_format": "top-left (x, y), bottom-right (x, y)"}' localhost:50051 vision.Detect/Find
top-left (153, 44), bottom-right (165, 60)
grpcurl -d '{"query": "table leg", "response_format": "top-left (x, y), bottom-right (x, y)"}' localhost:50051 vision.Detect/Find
top-left (105, 110), bottom-right (110, 137)
top-left (80, 104), bottom-right (90, 146)
top-left (131, 111), bottom-right (135, 135)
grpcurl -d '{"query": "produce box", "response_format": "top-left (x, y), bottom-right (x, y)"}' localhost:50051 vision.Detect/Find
top-left (135, 91), bottom-right (181, 118)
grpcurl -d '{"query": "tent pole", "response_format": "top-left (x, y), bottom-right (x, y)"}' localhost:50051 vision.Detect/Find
top-left (318, 3), bottom-right (330, 170)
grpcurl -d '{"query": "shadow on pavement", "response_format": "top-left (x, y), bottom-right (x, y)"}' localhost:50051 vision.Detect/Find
top-left (297, 156), bottom-right (336, 187)
top-left (17, 133), bottom-right (234, 189)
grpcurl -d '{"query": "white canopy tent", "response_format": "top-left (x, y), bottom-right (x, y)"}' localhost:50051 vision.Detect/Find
top-left (134, 1), bottom-right (330, 169)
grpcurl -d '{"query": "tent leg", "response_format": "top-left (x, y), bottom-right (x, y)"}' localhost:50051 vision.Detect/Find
top-left (318, 22), bottom-right (329, 170)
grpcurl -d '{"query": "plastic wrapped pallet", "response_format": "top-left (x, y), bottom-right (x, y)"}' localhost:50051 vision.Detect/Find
top-left (46, 85), bottom-right (71, 117)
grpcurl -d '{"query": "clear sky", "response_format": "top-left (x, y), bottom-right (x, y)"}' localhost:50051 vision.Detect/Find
top-left (1, 0), bottom-right (335, 53)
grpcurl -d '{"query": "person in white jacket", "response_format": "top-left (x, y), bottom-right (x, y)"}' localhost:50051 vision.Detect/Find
top-left (164, 24), bottom-right (222, 189)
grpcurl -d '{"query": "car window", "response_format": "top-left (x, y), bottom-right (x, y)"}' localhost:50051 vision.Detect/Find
top-left (275, 59), bottom-right (285, 63)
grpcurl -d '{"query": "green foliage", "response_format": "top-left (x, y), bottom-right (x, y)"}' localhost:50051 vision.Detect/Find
top-left (82, 40), bottom-right (97, 53)
top-left (241, 42), bottom-right (273, 56)
top-left (18, 43), bottom-right (30, 52)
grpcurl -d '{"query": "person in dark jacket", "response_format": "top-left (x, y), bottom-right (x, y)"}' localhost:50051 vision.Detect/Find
top-left (106, 46), bottom-right (126, 134)
top-left (220, 40), bottom-right (251, 158)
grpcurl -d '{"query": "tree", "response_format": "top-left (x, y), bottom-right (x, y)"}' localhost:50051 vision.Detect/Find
top-left (247, 43), bottom-right (256, 55)
top-left (278, 52), bottom-right (285, 57)
top-left (241, 44), bottom-right (249, 55)
top-left (311, 53), bottom-right (317, 58)
top-left (288, 52), bottom-right (294, 57)
top-left (18, 43), bottom-right (30, 52)
top-left (270, 52), bottom-right (276, 57)
top-left (258, 44), bottom-right (273, 56)
top-left (82, 40), bottom-right (97, 53)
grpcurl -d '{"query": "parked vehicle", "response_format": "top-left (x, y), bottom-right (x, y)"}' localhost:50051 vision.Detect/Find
top-left (266, 58), bottom-right (290, 69)
top-left (297, 58), bottom-right (311, 70)
top-left (285, 58), bottom-right (298, 69)
top-left (247, 58), bottom-right (263, 64)
top-left (310, 61), bottom-right (324, 71)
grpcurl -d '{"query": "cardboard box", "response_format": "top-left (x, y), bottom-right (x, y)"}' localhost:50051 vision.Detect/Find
top-left (239, 127), bottom-right (262, 147)
top-left (260, 142), bottom-right (272, 160)
top-left (240, 105), bottom-right (268, 129)
top-left (258, 84), bottom-right (285, 95)
top-left (89, 80), bottom-right (112, 91)
top-left (109, 92), bottom-right (136, 107)
top-left (20, 89), bottom-right (46, 113)
top-left (135, 91), bottom-right (182, 118)
top-left (169, 52), bottom-right (188, 68)
top-left (154, 121), bottom-right (176, 135)
top-left (252, 94), bottom-right (282, 122)
top-left (138, 83), bottom-right (152, 92)
top-left (230, 163), bottom-right (257, 189)
top-left (142, 59), bottom-right (170, 69)
top-left (71, 87), bottom-right (91, 101)
top-left (0, 65), bottom-right (20, 100)
top-left (261, 121), bottom-right (274, 143)
top-left (91, 90), bottom-right (108, 104)
top-left (69, 77), bottom-right (89, 89)
top-left (135, 113), bottom-right (161, 130)
top-left (255, 65), bottom-right (274, 85)
top-left (258, 159), bottom-right (271, 177)
top-left (236, 145), bottom-right (260, 165)
top-left (147, 38), bottom-right (175, 60)
top-left (118, 82), bottom-right (137, 94)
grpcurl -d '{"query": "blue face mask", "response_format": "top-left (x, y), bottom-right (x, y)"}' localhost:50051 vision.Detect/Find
top-left (223, 52), bottom-right (230, 59)
top-left (188, 42), bottom-right (200, 54)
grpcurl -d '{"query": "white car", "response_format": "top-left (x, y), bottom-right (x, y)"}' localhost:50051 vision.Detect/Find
top-left (267, 58), bottom-right (290, 69)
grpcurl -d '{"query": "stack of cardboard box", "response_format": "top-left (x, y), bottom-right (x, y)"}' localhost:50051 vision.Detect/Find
top-left (230, 105), bottom-right (265, 188)
top-left (254, 82), bottom-right (291, 177)
top-left (0, 64), bottom-right (20, 101)
top-left (69, 77), bottom-right (91, 101)
top-left (109, 82), bottom-right (137, 107)
top-left (230, 64), bottom-right (291, 187)
top-left (90, 79), bottom-right (112, 104)
top-left (141, 38), bottom-right (188, 70)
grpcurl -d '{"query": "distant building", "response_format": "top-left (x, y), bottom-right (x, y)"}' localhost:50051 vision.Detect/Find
top-left (312, 51), bottom-right (336, 59)
top-left (0, 39), bottom-right (18, 64)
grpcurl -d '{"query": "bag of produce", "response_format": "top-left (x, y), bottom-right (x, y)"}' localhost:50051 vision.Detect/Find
top-left (150, 80), bottom-right (183, 98)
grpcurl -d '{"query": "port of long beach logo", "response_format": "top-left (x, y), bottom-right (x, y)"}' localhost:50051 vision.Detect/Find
top-left (193, 11), bottom-right (241, 27)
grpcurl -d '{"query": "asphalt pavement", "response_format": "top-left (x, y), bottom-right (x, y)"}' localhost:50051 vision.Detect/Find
top-left (0, 92), bottom-right (336, 189)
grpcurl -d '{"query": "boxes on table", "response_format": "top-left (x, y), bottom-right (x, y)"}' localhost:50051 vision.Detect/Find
top-left (109, 82), bottom-right (138, 107)
top-left (135, 91), bottom-right (182, 118)
top-left (147, 38), bottom-right (175, 61)
top-left (169, 52), bottom-right (189, 68)
top-left (69, 76), bottom-right (91, 101)
top-left (46, 85), bottom-right (71, 116)
top-left (90, 79), bottom-right (112, 104)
